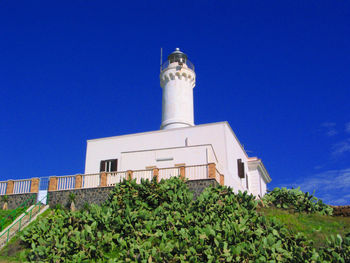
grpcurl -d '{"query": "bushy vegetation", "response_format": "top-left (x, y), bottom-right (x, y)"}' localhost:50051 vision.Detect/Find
top-left (20, 178), bottom-right (349, 262)
top-left (262, 187), bottom-right (333, 215)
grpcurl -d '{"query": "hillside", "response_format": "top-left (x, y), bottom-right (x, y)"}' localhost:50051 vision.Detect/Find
top-left (0, 178), bottom-right (349, 262)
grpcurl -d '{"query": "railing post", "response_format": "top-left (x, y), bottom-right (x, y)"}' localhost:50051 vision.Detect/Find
top-left (127, 170), bottom-right (133, 181)
top-left (100, 172), bottom-right (107, 187)
top-left (208, 163), bottom-right (216, 180)
top-left (6, 180), bottom-right (14, 195)
top-left (179, 166), bottom-right (186, 181)
top-left (48, 177), bottom-right (58, 191)
top-left (153, 168), bottom-right (159, 182)
top-left (220, 174), bottom-right (224, 186)
top-left (30, 178), bottom-right (40, 193)
top-left (126, 170), bottom-right (132, 180)
top-left (75, 174), bottom-right (82, 189)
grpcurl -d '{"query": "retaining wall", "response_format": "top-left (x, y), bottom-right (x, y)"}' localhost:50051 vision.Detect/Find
top-left (0, 193), bottom-right (37, 210)
top-left (48, 179), bottom-right (218, 209)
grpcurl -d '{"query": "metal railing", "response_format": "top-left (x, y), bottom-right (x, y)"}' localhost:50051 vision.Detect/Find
top-left (133, 169), bottom-right (153, 183)
top-left (57, 176), bottom-right (75, 190)
top-left (107, 171), bottom-right (127, 186)
top-left (0, 194), bottom-right (47, 247)
top-left (185, 164), bottom-right (208, 180)
top-left (0, 195), bottom-right (36, 231)
top-left (0, 182), bottom-right (7, 195)
top-left (13, 179), bottom-right (31, 194)
top-left (158, 167), bottom-right (181, 180)
top-left (161, 59), bottom-right (195, 72)
top-left (82, 173), bottom-right (100, 188)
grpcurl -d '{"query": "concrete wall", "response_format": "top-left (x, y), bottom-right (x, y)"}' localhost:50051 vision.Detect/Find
top-left (120, 145), bottom-right (216, 171)
top-left (0, 193), bottom-right (37, 210)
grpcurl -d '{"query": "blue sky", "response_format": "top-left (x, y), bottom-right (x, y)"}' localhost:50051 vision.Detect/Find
top-left (0, 1), bottom-right (349, 205)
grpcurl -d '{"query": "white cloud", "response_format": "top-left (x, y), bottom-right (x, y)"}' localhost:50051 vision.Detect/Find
top-left (332, 139), bottom-right (350, 156)
top-left (320, 122), bottom-right (338, 137)
top-left (279, 168), bottom-right (350, 205)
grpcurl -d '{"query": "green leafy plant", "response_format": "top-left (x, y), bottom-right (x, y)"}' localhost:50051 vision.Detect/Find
top-left (1, 195), bottom-right (9, 210)
top-left (69, 193), bottom-right (76, 212)
top-left (20, 178), bottom-right (348, 262)
top-left (262, 187), bottom-right (333, 215)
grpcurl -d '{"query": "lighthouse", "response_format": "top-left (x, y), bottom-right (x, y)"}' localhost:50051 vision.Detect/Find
top-left (160, 48), bottom-right (196, 130)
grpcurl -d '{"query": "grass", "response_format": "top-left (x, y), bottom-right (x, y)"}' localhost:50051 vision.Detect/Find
top-left (0, 208), bottom-right (52, 263)
top-left (259, 207), bottom-right (350, 248)
top-left (0, 207), bottom-right (29, 232)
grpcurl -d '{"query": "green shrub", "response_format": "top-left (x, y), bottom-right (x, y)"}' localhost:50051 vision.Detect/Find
top-left (263, 187), bottom-right (333, 215)
top-left (21, 178), bottom-right (348, 262)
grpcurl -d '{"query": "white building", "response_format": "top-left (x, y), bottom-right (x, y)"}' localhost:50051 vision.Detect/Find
top-left (84, 48), bottom-right (271, 196)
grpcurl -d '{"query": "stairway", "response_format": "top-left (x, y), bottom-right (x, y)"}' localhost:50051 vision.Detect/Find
top-left (0, 203), bottom-right (49, 249)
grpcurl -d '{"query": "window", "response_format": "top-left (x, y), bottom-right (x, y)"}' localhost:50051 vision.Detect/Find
top-left (237, 159), bottom-right (245, 179)
top-left (100, 159), bottom-right (118, 172)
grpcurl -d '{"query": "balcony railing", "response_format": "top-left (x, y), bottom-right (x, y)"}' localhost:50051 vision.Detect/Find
top-left (161, 59), bottom-right (195, 72)
top-left (0, 163), bottom-right (224, 195)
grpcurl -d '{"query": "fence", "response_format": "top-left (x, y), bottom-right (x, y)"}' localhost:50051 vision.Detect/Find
top-left (158, 167), bottom-right (181, 180)
top-left (133, 169), bottom-right (153, 183)
top-left (0, 182), bottom-right (7, 195)
top-left (0, 163), bottom-right (224, 196)
top-left (13, 179), bottom-right (31, 194)
top-left (185, 164), bottom-right (208, 180)
top-left (107, 171), bottom-right (127, 186)
top-left (0, 194), bottom-right (48, 248)
top-left (57, 176), bottom-right (75, 190)
top-left (82, 174), bottom-right (100, 188)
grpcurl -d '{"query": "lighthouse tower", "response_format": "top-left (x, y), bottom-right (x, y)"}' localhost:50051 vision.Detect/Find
top-left (160, 48), bottom-right (196, 130)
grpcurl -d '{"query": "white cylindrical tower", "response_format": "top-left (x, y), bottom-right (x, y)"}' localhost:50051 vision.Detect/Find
top-left (160, 48), bottom-right (196, 130)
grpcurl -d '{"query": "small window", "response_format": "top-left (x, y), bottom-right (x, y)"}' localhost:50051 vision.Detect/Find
top-left (100, 159), bottom-right (118, 172)
top-left (237, 159), bottom-right (245, 178)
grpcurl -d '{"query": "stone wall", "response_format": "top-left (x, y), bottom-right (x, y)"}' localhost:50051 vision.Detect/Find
top-left (48, 179), bottom-right (218, 210)
top-left (187, 179), bottom-right (218, 199)
top-left (0, 193), bottom-right (37, 210)
top-left (48, 186), bottom-right (115, 210)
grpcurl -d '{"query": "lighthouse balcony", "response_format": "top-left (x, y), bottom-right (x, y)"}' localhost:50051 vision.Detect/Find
top-left (161, 59), bottom-right (195, 72)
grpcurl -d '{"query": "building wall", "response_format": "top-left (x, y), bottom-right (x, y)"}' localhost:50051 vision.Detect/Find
top-left (85, 122), bottom-right (229, 174)
top-left (120, 145), bottom-right (215, 171)
top-left (85, 122), bottom-right (268, 193)
top-left (223, 124), bottom-right (249, 192)
top-left (247, 170), bottom-right (261, 197)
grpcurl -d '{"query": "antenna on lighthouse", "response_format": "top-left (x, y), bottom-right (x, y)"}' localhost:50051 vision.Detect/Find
top-left (160, 47), bottom-right (163, 73)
